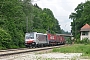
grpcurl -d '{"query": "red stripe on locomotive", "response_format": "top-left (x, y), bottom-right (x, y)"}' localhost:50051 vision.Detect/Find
top-left (26, 40), bottom-right (34, 44)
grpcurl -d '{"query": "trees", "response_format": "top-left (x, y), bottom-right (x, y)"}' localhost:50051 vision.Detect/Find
top-left (0, 28), bottom-right (11, 49)
top-left (69, 1), bottom-right (90, 39)
top-left (0, 0), bottom-right (26, 48)
top-left (0, 0), bottom-right (61, 49)
top-left (32, 6), bottom-right (61, 34)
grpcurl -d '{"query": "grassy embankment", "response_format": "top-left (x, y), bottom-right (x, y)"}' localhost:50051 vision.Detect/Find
top-left (53, 44), bottom-right (90, 56)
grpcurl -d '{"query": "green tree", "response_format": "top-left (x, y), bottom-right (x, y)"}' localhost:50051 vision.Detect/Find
top-left (0, 28), bottom-right (11, 49)
top-left (0, 0), bottom-right (26, 48)
top-left (0, 0), bottom-right (62, 49)
top-left (69, 1), bottom-right (90, 39)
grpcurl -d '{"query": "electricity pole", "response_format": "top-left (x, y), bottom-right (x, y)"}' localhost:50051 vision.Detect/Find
top-left (26, 0), bottom-right (40, 33)
top-left (26, 17), bottom-right (28, 33)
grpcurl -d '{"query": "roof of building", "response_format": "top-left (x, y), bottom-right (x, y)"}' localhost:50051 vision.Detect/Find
top-left (80, 23), bottom-right (90, 31)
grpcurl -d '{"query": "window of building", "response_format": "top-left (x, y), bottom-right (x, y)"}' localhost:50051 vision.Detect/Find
top-left (82, 31), bottom-right (88, 36)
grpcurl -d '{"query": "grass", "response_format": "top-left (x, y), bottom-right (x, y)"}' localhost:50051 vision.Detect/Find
top-left (53, 44), bottom-right (90, 56)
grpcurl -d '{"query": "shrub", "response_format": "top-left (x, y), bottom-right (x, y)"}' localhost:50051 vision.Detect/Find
top-left (81, 38), bottom-right (90, 44)
top-left (0, 28), bottom-right (12, 49)
top-left (75, 38), bottom-right (90, 44)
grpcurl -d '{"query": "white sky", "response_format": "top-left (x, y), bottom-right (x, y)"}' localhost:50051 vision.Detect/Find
top-left (32, 0), bottom-right (85, 32)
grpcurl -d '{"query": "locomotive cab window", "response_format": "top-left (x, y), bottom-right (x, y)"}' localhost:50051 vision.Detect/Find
top-left (25, 33), bottom-right (34, 39)
top-left (30, 33), bottom-right (34, 39)
top-left (26, 36), bottom-right (30, 39)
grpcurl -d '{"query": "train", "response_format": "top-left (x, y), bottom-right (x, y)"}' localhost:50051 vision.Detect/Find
top-left (25, 32), bottom-right (65, 48)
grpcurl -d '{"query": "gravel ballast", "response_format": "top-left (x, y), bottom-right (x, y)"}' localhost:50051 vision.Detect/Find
top-left (0, 52), bottom-right (84, 60)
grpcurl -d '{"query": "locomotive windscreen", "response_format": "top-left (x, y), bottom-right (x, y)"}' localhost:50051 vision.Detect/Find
top-left (25, 33), bottom-right (34, 39)
top-left (29, 33), bottom-right (34, 39)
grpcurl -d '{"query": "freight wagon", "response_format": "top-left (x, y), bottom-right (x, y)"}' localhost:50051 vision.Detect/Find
top-left (25, 32), bottom-right (65, 48)
top-left (47, 33), bottom-right (65, 45)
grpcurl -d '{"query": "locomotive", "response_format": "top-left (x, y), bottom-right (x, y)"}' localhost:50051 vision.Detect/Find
top-left (25, 32), bottom-right (65, 48)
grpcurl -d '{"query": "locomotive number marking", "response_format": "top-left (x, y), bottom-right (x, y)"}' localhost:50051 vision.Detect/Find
top-left (50, 35), bottom-right (55, 39)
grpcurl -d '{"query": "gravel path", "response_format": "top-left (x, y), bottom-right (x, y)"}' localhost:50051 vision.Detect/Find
top-left (0, 52), bottom-right (88, 60)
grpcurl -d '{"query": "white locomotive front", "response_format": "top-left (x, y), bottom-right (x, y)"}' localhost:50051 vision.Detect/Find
top-left (25, 32), bottom-right (48, 47)
top-left (25, 32), bottom-right (35, 47)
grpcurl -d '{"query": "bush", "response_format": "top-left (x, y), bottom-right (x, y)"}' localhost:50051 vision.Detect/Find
top-left (75, 38), bottom-right (90, 44)
top-left (81, 38), bottom-right (90, 44)
top-left (0, 28), bottom-right (12, 49)
top-left (65, 37), bottom-right (72, 44)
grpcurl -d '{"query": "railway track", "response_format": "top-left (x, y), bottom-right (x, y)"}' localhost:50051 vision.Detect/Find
top-left (0, 45), bottom-right (64, 57)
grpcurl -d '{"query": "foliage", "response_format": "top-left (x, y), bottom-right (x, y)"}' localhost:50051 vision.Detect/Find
top-left (75, 38), bottom-right (90, 44)
top-left (0, 0), bottom-right (61, 49)
top-left (65, 37), bottom-right (72, 44)
top-left (53, 44), bottom-right (90, 56)
top-left (69, 1), bottom-right (90, 39)
top-left (0, 28), bottom-right (11, 49)
top-left (32, 7), bottom-right (61, 34)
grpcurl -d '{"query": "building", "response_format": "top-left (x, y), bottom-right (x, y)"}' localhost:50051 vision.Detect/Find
top-left (80, 24), bottom-right (90, 40)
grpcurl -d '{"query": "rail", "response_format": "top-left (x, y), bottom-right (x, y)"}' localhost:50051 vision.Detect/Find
top-left (0, 45), bottom-right (64, 56)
